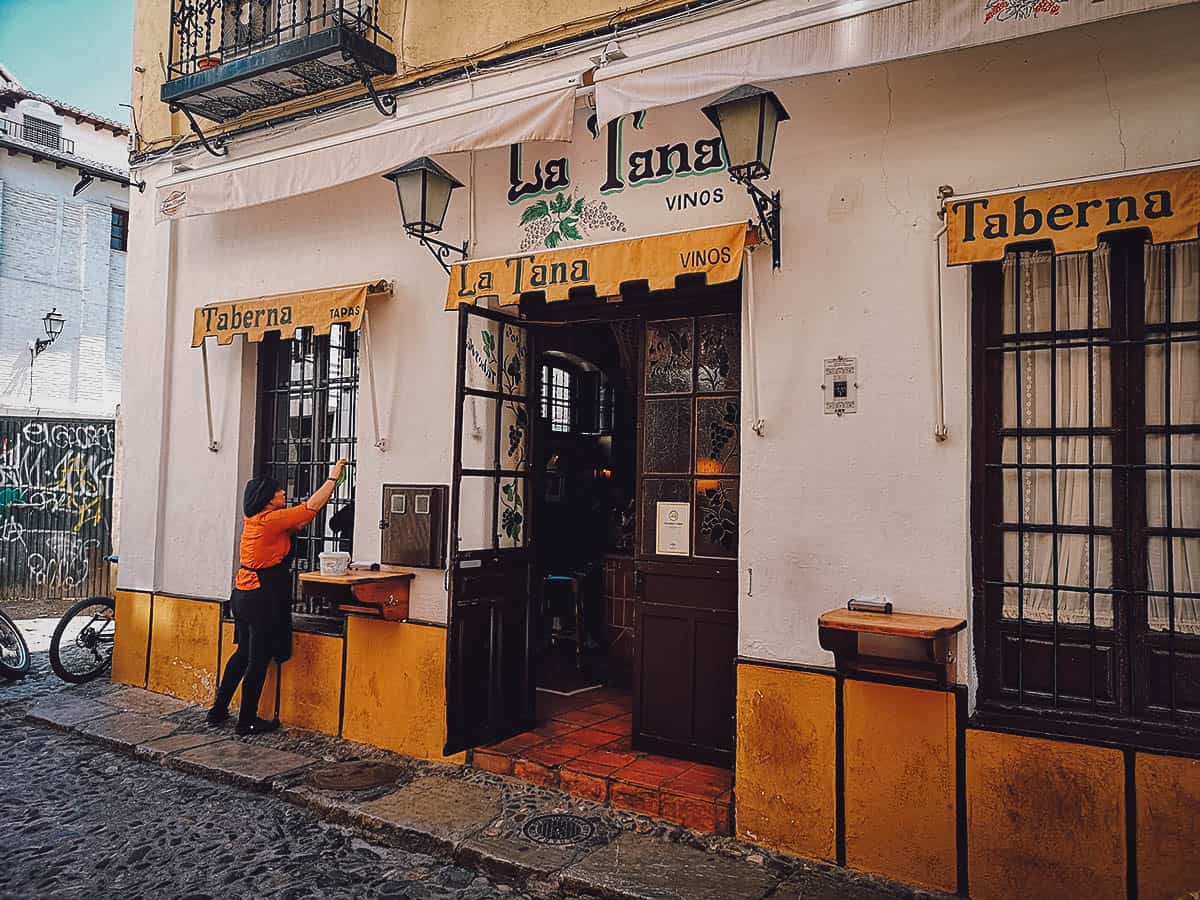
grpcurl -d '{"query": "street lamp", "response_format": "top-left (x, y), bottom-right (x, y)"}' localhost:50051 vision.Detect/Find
top-left (34, 308), bottom-right (65, 357)
top-left (383, 157), bottom-right (468, 273)
top-left (701, 84), bottom-right (789, 269)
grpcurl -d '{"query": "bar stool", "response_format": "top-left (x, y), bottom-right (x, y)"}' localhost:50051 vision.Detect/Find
top-left (542, 573), bottom-right (585, 670)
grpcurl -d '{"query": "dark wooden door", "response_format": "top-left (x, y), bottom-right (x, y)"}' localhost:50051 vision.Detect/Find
top-left (634, 304), bottom-right (741, 767)
top-left (445, 306), bottom-right (537, 755)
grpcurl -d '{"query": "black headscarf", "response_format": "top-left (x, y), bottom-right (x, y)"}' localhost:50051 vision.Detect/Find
top-left (243, 476), bottom-right (280, 518)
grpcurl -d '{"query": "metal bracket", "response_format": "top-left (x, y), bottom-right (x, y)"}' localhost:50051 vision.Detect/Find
top-left (169, 104), bottom-right (227, 158)
top-left (200, 341), bottom-right (220, 452)
top-left (733, 174), bottom-right (782, 270)
top-left (344, 52), bottom-right (397, 117)
top-left (415, 233), bottom-right (469, 273)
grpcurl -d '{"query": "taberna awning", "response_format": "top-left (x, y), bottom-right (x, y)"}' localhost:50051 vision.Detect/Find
top-left (445, 222), bottom-right (751, 309)
top-left (191, 280), bottom-right (391, 347)
top-left (592, 0), bottom-right (1192, 128)
top-left (156, 75), bottom-right (578, 223)
top-left (943, 161), bottom-right (1200, 265)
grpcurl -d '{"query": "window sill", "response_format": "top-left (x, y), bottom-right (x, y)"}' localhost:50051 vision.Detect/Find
top-left (970, 705), bottom-right (1200, 759)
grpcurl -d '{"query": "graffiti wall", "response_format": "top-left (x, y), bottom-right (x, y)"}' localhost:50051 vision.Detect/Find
top-left (0, 417), bottom-right (114, 602)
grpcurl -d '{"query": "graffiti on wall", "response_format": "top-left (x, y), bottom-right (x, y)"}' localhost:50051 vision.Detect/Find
top-left (0, 418), bottom-right (114, 600)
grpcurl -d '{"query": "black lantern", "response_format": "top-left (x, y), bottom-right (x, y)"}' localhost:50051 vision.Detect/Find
top-left (34, 308), bottom-right (65, 356)
top-left (383, 157), bottom-right (468, 272)
top-left (701, 84), bottom-right (789, 269)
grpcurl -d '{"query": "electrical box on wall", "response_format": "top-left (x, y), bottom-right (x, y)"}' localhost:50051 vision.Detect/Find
top-left (380, 484), bottom-right (448, 569)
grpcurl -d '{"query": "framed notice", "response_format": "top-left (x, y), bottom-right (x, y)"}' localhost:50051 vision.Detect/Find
top-left (655, 502), bottom-right (690, 556)
top-left (823, 356), bottom-right (858, 416)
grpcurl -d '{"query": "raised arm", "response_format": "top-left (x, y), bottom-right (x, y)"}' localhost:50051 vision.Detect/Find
top-left (306, 459), bottom-right (347, 512)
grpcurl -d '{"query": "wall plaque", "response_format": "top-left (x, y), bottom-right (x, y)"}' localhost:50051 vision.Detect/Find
top-left (655, 501), bottom-right (690, 556)
top-left (823, 357), bottom-right (858, 416)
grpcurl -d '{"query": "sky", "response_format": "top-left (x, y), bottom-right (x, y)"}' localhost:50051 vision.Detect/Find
top-left (0, 0), bottom-right (134, 123)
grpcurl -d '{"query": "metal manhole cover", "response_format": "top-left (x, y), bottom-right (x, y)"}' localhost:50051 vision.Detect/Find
top-left (306, 760), bottom-right (402, 791)
top-left (522, 813), bottom-right (595, 846)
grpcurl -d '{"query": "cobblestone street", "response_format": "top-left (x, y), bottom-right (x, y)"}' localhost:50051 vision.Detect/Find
top-left (0, 658), bottom-right (557, 900)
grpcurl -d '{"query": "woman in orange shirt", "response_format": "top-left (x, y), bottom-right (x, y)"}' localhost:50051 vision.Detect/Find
top-left (207, 459), bottom-right (346, 735)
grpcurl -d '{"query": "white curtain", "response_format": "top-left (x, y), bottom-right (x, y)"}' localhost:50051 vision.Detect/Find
top-left (1145, 241), bottom-right (1199, 635)
top-left (1003, 247), bottom-right (1114, 627)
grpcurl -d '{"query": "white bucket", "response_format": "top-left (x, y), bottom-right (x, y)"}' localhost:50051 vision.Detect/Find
top-left (318, 551), bottom-right (351, 576)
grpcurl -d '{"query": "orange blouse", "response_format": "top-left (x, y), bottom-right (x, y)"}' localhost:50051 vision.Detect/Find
top-left (234, 503), bottom-right (317, 591)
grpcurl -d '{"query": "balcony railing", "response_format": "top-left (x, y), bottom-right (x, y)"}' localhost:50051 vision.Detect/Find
top-left (163, 0), bottom-right (396, 123)
top-left (0, 118), bottom-right (76, 155)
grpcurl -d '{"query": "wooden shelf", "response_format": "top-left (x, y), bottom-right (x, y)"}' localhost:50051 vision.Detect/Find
top-left (818, 609), bottom-right (966, 687)
top-left (299, 566), bottom-right (414, 621)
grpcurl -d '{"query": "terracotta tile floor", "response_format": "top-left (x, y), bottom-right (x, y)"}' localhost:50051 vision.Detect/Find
top-left (466, 688), bottom-right (733, 835)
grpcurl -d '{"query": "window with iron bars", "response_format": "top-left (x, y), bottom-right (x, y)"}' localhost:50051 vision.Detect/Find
top-left (541, 364), bottom-right (573, 433)
top-left (256, 326), bottom-right (358, 618)
top-left (971, 233), bottom-right (1199, 749)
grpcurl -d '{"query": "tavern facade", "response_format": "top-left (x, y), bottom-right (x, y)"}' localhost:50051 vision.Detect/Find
top-left (117, 2), bottom-right (1199, 898)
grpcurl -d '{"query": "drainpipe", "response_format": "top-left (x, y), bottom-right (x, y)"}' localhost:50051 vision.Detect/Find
top-left (933, 185), bottom-right (954, 443)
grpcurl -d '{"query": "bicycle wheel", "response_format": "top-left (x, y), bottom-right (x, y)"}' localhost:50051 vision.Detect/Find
top-left (0, 609), bottom-right (31, 679)
top-left (50, 597), bottom-right (116, 683)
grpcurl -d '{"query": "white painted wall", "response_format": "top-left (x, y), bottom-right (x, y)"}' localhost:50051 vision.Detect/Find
top-left (120, 5), bottom-right (1200, 681)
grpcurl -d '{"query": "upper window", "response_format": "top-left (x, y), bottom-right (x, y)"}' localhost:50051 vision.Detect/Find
top-left (110, 208), bottom-right (129, 252)
top-left (541, 365), bottom-right (573, 433)
top-left (22, 115), bottom-right (62, 150)
top-left (971, 236), bottom-right (1199, 743)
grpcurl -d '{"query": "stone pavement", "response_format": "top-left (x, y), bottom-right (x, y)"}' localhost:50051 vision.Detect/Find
top-left (4, 664), bottom-right (947, 900)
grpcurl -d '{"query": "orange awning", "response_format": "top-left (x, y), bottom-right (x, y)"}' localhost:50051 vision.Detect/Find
top-left (446, 222), bottom-right (750, 309)
top-left (192, 280), bottom-right (391, 347)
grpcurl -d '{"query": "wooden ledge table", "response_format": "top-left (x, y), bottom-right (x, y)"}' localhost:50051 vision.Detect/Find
top-left (298, 566), bottom-right (415, 621)
top-left (818, 609), bottom-right (967, 686)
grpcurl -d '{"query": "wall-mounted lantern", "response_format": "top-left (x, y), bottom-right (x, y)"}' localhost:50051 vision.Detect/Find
top-left (34, 308), bottom-right (65, 357)
top-left (701, 84), bottom-right (789, 269)
top-left (28, 308), bottom-right (65, 402)
top-left (383, 157), bottom-right (468, 273)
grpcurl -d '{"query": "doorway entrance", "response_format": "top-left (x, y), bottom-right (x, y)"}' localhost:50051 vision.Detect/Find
top-left (446, 283), bottom-right (740, 785)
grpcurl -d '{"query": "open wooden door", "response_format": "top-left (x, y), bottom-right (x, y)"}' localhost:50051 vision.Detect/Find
top-left (634, 303), bottom-right (740, 767)
top-left (445, 305), bottom-right (538, 755)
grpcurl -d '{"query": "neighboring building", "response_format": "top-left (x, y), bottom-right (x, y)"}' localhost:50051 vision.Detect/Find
top-left (118, 3), bottom-right (1198, 899)
top-left (0, 65), bottom-right (131, 603)
top-left (0, 63), bottom-right (132, 418)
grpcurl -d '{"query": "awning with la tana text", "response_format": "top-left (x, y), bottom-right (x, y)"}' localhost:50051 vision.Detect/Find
top-left (945, 162), bottom-right (1200, 266)
top-left (192, 280), bottom-right (391, 347)
top-left (445, 222), bottom-right (750, 309)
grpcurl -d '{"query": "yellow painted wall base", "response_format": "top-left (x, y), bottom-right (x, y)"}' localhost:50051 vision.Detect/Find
top-left (341, 616), bottom-right (462, 764)
top-left (1136, 752), bottom-right (1200, 900)
top-left (735, 664), bottom-right (837, 862)
top-left (967, 730), bottom-right (1125, 900)
top-left (147, 595), bottom-right (221, 705)
top-left (844, 680), bottom-right (958, 893)
top-left (278, 630), bottom-right (343, 735)
top-left (111, 590), bottom-right (151, 687)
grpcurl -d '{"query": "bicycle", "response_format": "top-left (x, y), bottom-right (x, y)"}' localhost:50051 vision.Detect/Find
top-left (48, 556), bottom-right (117, 684)
top-left (0, 607), bottom-right (31, 680)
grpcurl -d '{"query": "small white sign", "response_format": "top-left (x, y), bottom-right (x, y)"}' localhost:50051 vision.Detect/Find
top-left (823, 356), bottom-right (858, 416)
top-left (655, 501), bottom-right (690, 556)
top-left (390, 494), bottom-right (406, 514)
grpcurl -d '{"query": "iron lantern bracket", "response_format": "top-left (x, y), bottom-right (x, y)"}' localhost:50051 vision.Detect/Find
top-left (415, 232), bottom-right (469, 273)
top-left (170, 104), bottom-right (227, 158)
top-left (344, 52), bottom-right (397, 117)
top-left (32, 337), bottom-right (54, 358)
top-left (731, 173), bottom-right (782, 270)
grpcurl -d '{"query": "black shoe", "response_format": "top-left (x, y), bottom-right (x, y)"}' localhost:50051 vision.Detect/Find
top-left (205, 707), bottom-right (230, 726)
top-left (235, 717), bottom-right (280, 736)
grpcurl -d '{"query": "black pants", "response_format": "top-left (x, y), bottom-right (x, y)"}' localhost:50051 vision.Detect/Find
top-left (213, 619), bottom-right (274, 726)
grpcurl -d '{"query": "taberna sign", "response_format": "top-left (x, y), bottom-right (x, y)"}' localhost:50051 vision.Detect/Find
top-left (945, 163), bottom-right (1200, 265)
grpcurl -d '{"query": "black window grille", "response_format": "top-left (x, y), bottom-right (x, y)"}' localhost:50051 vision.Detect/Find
top-left (22, 115), bottom-right (62, 150)
top-left (541, 364), bottom-right (573, 433)
top-left (972, 234), bottom-right (1199, 745)
top-left (110, 208), bottom-right (129, 252)
top-left (256, 326), bottom-right (358, 613)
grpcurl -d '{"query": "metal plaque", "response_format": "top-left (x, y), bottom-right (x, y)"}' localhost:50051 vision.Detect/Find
top-left (823, 356), bottom-right (858, 416)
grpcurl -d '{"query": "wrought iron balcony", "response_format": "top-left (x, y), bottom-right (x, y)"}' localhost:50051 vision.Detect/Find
top-left (0, 117), bottom-right (76, 155)
top-left (161, 1), bottom-right (397, 125)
